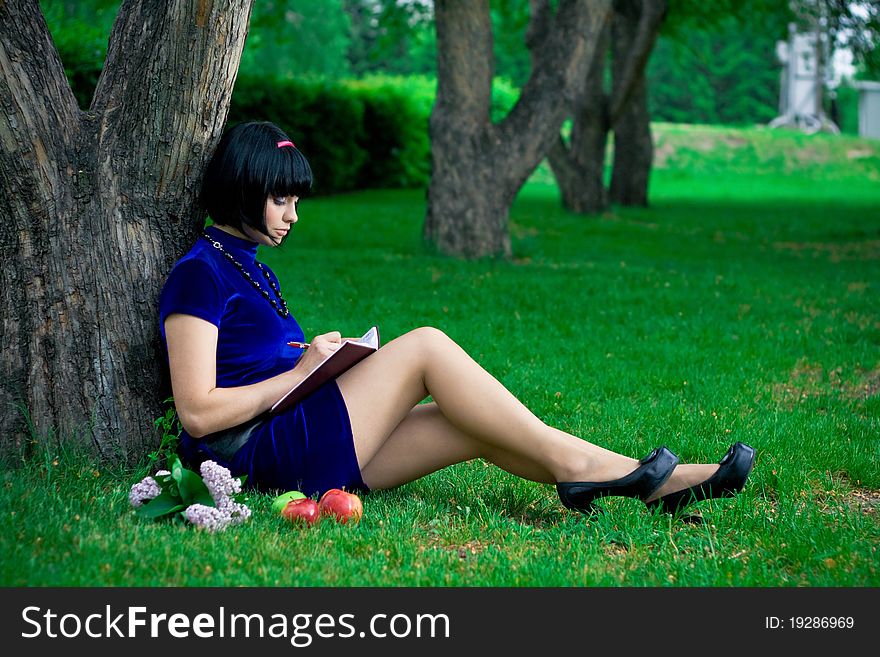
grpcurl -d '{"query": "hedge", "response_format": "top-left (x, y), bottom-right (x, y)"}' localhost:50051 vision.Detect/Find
top-left (227, 75), bottom-right (431, 194)
top-left (228, 74), bottom-right (522, 194)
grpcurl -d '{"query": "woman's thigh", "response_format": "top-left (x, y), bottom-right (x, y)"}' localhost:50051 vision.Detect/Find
top-left (335, 328), bottom-right (433, 470)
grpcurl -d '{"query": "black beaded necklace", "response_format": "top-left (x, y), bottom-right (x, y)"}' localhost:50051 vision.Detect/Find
top-left (200, 230), bottom-right (290, 318)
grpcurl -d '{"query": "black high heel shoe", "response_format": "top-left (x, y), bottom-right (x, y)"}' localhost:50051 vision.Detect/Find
top-left (645, 442), bottom-right (756, 515)
top-left (556, 446), bottom-right (679, 514)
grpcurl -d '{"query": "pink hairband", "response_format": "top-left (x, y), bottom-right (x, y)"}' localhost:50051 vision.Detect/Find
top-left (277, 140), bottom-right (295, 149)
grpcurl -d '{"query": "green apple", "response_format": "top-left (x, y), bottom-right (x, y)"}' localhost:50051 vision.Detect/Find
top-left (271, 490), bottom-right (306, 514)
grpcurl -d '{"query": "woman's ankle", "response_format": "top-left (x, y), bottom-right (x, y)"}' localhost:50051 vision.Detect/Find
top-left (644, 464), bottom-right (720, 502)
top-left (554, 453), bottom-right (640, 484)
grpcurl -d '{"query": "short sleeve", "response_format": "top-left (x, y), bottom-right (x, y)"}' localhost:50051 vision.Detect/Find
top-left (159, 257), bottom-right (226, 329)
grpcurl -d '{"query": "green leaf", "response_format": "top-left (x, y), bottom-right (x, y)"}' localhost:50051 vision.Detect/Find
top-left (155, 470), bottom-right (179, 498)
top-left (170, 455), bottom-right (184, 482)
top-left (136, 491), bottom-right (186, 520)
top-left (177, 468), bottom-right (214, 507)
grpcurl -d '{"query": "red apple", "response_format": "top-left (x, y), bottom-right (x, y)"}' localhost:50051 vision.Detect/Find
top-left (318, 488), bottom-right (363, 524)
top-left (281, 498), bottom-right (320, 525)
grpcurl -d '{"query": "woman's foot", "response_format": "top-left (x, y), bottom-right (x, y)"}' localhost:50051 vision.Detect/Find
top-left (644, 464), bottom-right (720, 503)
top-left (556, 446), bottom-right (679, 514)
top-left (645, 442), bottom-right (756, 514)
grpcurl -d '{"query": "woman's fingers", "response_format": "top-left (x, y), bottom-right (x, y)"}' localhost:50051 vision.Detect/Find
top-left (316, 331), bottom-right (342, 343)
top-left (311, 332), bottom-right (343, 356)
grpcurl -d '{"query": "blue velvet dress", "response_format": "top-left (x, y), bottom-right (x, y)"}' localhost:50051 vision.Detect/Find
top-left (159, 225), bottom-right (368, 497)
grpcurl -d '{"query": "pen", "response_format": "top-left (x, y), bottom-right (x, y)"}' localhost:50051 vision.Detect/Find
top-left (287, 341), bottom-right (310, 349)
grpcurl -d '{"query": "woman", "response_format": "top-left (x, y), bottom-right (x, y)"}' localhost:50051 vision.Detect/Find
top-left (160, 121), bottom-right (755, 517)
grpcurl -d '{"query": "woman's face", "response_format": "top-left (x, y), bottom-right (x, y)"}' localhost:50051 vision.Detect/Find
top-left (242, 195), bottom-right (299, 246)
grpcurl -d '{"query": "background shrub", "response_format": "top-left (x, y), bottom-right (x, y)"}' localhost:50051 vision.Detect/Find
top-left (229, 75), bottom-right (439, 194)
top-left (229, 77), bottom-right (368, 195)
top-left (344, 75), bottom-right (434, 190)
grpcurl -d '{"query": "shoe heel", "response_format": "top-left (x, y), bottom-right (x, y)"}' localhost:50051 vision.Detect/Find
top-left (556, 483), bottom-right (601, 515)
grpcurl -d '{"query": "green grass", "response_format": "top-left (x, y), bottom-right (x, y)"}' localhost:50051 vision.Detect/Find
top-left (3, 124), bottom-right (879, 586)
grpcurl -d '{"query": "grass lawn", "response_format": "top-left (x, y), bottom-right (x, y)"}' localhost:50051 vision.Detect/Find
top-left (2, 124), bottom-right (878, 586)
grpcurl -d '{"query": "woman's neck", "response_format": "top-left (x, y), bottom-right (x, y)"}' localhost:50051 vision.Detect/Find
top-left (213, 224), bottom-right (257, 243)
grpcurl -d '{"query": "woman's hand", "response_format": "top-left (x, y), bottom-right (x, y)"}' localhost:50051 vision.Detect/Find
top-left (293, 331), bottom-right (342, 373)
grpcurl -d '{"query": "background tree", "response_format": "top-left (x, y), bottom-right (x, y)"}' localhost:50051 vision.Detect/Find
top-left (790, 0), bottom-right (880, 76)
top-left (491, 0), bottom-right (533, 87)
top-left (608, 0), bottom-right (667, 206)
top-left (344, 0), bottom-right (435, 76)
top-left (648, 12), bottom-right (789, 125)
top-left (424, 0), bottom-right (612, 258)
top-left (0, 0), bottom-right (253, 461)
top-left (549, 0), bottom-right (795, 214)
top-left (243, 0), bottom-right (352, 79)
top-left (547, 0), bottom-right (667, 213)
top-left (341, 0), bottom-right (548, 84)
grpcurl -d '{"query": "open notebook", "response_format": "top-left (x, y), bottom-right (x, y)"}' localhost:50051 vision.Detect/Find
top-left (270, 326), bottom-right (380, 415)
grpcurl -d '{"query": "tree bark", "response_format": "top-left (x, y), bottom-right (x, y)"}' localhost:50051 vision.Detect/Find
top-left (546, 20), bottom-right (611, 214)
top-left (547, 0), bottom-right (666, 214)
top-left (609, 73), bottom-right (652, 205)
top-left (0, 0), bottom-right (253, 462)
top-left (609, 0), bottom-right (662, 206)
top-left (424, 0), bottom-right (611, 258)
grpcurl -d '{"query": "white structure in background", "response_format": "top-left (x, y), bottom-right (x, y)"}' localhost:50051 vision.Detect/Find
top-left (770, 23), bottom-right (840, 134)
top-left (853, 81), bottom-right (880, 139)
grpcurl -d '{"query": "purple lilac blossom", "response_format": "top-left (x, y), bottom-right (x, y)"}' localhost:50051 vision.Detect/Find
top-left (200, 460), bottom-right (242, 507)
top-left (184, 504), bottom-right (228, 532)
top-left (129, 476), bottom-right (161, 508)
top-left (181, 461), bottom-right (251, 531)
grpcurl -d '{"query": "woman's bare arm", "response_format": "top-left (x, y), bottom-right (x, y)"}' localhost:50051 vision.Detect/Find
top-left (164, 313), bottom-right (340, 437)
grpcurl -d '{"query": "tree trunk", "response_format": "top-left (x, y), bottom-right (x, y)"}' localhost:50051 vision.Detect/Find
top-left (609, 74), bottom-right (652, 205)
top-left (0, 0), bottom-right (253, 463)
top-left (548, 0), bottom-right (666, 214)
top-left (609, 1), bottom-right (659, 206)
top-left (546, 21), bottom-right (611, 214)
top-left (424, 0), bottom-right (611, 258)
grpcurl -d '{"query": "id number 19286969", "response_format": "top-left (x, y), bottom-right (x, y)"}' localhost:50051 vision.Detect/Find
top-left (765, 616), bottom-right (854, 630)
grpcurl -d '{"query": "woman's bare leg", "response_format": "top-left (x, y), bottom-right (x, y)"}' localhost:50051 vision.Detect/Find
top-left (359, 402), bottom-right (557, 490)
top-left (336, 327), bottom-right (717, 498)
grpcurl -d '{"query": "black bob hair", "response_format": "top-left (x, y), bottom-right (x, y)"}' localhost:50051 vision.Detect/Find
top-left (200, 121), bottom-right (313, 236)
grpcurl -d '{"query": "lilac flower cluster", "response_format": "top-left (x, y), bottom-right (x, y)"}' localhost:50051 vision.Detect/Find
top-left (187, 461), bottom-right (251, 532)
top-left (183, 504), bottom-right (229, 532)
top-left (128, 470), bottom-right (169, 508)
top-left (128, 462), bottom-right (250, 532)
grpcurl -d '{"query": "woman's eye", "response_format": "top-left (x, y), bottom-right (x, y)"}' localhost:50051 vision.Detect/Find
top-left (273, 197), bottom-right (286, 205)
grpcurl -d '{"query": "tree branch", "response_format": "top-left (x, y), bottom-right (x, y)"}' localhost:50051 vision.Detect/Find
top-left (609, 0), bottom-right (667, 123)
top-left (497, 0), bottom-right (612, 185)
top-left (0, 0), bottom-right (80, 158)
top-left (525, 0), bottom-right (552, 52)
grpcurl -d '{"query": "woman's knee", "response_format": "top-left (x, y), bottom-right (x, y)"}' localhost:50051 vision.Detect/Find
top-left (380, 327), bottom-right (454, 377)
top-left (407, 326), bottom-right (453, 354)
